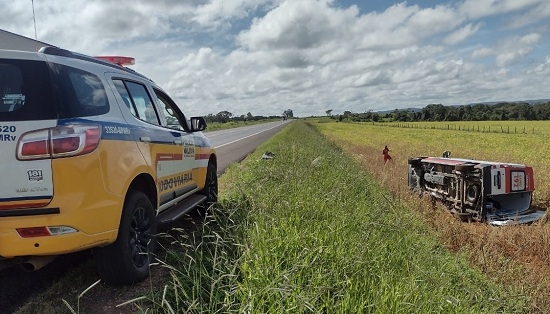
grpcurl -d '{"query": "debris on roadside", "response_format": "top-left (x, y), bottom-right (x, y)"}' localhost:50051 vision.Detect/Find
top-left (262, 151), bottom-right (275, 159)
top-left (311, 156), bottom-right (323, 167)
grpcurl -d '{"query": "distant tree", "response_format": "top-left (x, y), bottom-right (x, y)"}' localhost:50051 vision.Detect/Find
top-left (283, 109), bottom-right (294, 119)
top-left (462, 105), bottom-right (473, 121)
top-left (422, 104), bottom-right (446, 121)
top-left (216, 111), bottom-right (233, 123)
top-left (444, 106), bottom-right (460, 121)
top-left (392, 109), bottom-right (411, 121)
top-left (205, 113), bottom-right (215, 123)
top-left (363, 110), bottom-right (373, 121)
top-left (534, 102), bottom-right (550, 120)
top-left (326, 109), bottom-right (333, 116)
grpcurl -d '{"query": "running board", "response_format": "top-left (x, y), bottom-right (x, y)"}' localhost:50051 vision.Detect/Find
top-left (156, 194), bottom-right (206, 225)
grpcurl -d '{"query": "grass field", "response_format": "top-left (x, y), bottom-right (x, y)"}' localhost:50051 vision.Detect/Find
top-left (314, 119), bottom-right (550, 312)
top-left (319, 119), bottom-right (550, 203)
top-left (140, 119), bottom-right (529, 313)
top-left (16, 119), bottom-right (550, 313)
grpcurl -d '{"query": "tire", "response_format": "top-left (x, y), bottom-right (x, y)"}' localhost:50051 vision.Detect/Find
top-left (466, 184), bottom-right (480, 203)
top-left (408, 157), bottom-right (422, 167)
top-left (200, 162), bottom-right (218, 211)
top-left (94, 190), bottom-right (157, 285)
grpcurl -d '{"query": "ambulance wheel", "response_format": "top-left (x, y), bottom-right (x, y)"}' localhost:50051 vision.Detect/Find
top-left (94, 190), bottom-right (157, 285)
top-left (466, 184), bottom-right (480, 203)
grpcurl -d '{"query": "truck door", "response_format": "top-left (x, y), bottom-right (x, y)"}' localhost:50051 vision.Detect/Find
top-left (111, 79), bottom-right (194, 208)
top-left (153, 89), bottom-right (198, 192)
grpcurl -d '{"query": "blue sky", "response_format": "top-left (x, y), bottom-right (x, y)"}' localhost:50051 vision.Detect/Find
top-left (2, 0), bottom-right (550, 117)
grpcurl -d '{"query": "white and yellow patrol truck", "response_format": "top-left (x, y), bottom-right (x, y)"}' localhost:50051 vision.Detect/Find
top-left (0, 41), bottom-right (217, 284)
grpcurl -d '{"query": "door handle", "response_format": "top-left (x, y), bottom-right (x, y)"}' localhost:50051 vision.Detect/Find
top-left (173, 139), bottom-right (183, 145)
top-left (140, 136), bottom-right (151, 142)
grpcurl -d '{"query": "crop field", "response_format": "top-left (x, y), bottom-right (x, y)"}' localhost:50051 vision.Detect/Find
top-left (315, 119), bottom-right (550, 311)
top-left (320, 120), bottom-right (550, 203)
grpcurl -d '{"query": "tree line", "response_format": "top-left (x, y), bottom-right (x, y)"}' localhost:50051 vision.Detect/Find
top-left (338, 101), bottom-right (550, 122)
top-left (204, 109), bottom-right (293, 124)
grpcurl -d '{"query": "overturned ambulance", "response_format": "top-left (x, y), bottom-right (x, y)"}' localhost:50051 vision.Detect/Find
top-left (407, 153), bottom-right (545, 226)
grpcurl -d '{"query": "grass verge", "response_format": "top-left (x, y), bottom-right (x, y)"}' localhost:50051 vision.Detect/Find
top-left (15, 120), bottom-right (531, 313)
top-left (146, 120), bottom-right (528, 313)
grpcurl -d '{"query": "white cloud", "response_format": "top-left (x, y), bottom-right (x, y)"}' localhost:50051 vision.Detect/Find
top-left (1, 0), bottom-right (550, 117)
top-left (238, 0), bottom-right (357, 51)
top-left (192, 0), bottom-right (280, 30)
top-left (459, 0), bottom-right (542, 19)
top-left (471, 47), bottom-right (493, 59)
top-left (509, 1), bottom-right (550, 28)
top-left (534, 55), bottom-right (550, 74)
top-left (444, 23), bottom-right (481, 45)
top-left (408, 4), bottom-right (464, 36)
top-left (495, 33), bottom-right (541, 67)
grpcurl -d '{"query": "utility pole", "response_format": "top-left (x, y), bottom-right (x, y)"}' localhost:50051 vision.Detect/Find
top-left (32, 0), bottom-right (37, 40)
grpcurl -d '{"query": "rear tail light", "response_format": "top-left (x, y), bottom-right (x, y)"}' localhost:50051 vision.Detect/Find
top-left (17, 227), bottom-right (51, 237)
top-left (17, 124), bottom-right (101, 160)
top-left (17, 226), bottom-right (77, 238)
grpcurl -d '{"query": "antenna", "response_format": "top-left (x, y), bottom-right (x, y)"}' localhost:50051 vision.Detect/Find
top-left (32, 0), bottom-right (37, 40)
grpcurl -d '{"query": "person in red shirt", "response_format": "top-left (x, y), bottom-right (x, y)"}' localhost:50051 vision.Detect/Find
top-left (383, 145), bottom-right (392, 164)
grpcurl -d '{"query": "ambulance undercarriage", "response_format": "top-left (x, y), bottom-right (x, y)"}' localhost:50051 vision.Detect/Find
top-left (407, 155), bottom-right (545, 226)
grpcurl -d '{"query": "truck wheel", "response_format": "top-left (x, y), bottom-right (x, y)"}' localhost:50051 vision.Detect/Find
top-left (94, 190), bottom-right (157, 285)
top-left (201, 162), bottom-right (218, 208)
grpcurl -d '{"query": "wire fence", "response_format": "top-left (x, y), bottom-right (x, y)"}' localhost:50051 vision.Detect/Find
top-left (373, 123), bottom-right (536, 134)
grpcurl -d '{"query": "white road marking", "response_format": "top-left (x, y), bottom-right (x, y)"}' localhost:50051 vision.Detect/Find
top-left (214, 123), bottom-right (286, 149)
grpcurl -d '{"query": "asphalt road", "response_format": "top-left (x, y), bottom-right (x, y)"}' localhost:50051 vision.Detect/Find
top-left (0, 119), bottom-right (292, 313)
top-left (206, 120), bottom-right (291, 172)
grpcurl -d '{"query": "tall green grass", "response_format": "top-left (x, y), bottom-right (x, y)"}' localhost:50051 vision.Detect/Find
top-left (206, 118), bottom-right (282, 131)
top-left (150, 120), bottom-right (528, 313)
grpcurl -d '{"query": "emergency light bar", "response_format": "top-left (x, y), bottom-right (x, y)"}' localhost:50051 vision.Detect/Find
top-left (95, 56), bottom-right (135, 66)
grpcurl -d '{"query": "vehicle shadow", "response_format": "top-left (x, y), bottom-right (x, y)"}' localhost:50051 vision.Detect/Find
top-left (0, 250), bottom-right (90, 313)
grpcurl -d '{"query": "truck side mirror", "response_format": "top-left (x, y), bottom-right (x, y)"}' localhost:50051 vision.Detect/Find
top-left (189, 116), bottom-right (207, 132)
